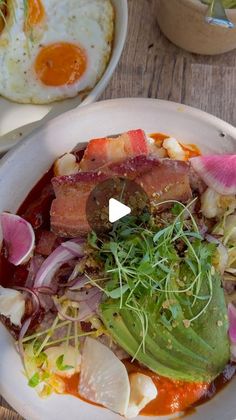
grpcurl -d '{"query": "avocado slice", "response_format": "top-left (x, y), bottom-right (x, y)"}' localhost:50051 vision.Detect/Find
top-left (100, 274), bottom-right (230, 382)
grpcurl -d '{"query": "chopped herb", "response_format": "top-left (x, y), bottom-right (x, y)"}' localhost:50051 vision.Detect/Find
top-left (28, 372), bottom-right (40, 388)
top-left (56, 354), bottom-right (74, 371)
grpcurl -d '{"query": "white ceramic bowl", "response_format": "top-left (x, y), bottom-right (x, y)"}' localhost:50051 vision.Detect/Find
top-left (0, 0), bottom-right (128, 153)
top-left (157, 0), bottom-right (236, 55)
top-left (0, 98), bottom-right (236, 420)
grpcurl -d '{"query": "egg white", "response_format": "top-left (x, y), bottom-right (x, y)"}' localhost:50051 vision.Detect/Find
top-left (0, 0), bottom-right (114, 104)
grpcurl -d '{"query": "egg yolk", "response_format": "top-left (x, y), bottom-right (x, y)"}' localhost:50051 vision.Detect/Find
top-left (24, 0), bottom-right (45, 31)
top-left (35, 42), bottom-right (87, 87)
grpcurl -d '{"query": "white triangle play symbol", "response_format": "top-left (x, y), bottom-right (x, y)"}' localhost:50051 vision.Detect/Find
top-left (109, 198), bottom-right (131, 223)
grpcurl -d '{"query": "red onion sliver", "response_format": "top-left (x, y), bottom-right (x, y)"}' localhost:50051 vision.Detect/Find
top-left (14, 286), bottom-right (40, 315)
top-left (228, 303), bottom-right (236, 344)
top-left (68, 275), bottom-right (89, 290)
top-left (53, 299), bottom-right (83, 322)
top-left (18, 317), bottom-right (33, 365)
top-left (35, 286), bottom-right (55, 295)
top-left (205, 234), bottom-right (220, 245)
top-left (34, 239), bottom-right (84, 289)
top-left (54, 290), bottom-right (102, 322)
top-left (25, 255), bottom-right (44, 288)
top-left (65, 287), bottom-right (101, 302)
top-left (38, 293), bottom-right (54, 312)
top-left (61, 240), bottom-right (84, 257)
top-left (78, 301), bottom-right (96, 321)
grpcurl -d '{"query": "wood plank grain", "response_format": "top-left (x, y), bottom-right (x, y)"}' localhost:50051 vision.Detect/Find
top-left (102, 0), bottom-right (236, 126)
top-left (0, 397), bottom-right (23, 420)
top-left (0, 407), bottom-right (22, 420)
top-left (183, 63), bottom-right (236, 124)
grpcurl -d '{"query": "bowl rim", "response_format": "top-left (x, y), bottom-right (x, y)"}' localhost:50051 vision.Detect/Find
top-left (81, 0), bottom-right (128, 107)
top-left (169, 0), bottom-right (236, 14)
top-left (0, 97), bottom-right (236, 420)
top-left (1, 97), bottom-right (236, 168)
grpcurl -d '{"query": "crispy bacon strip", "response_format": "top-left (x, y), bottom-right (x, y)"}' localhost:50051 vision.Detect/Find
top-left (51, 172), bottom-right (108, 237)
top-left (79, 129), bottom-right (148, 171)
top-left (50, 157), bottom-right (192, 237)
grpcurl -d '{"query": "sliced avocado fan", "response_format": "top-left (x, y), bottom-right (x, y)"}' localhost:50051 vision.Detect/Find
top-left (97, 211), bottom-right (230, 383)
top-left (100, 273), bottom-right (229, 382)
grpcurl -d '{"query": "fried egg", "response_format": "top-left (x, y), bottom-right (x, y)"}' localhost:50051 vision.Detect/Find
top-left (0, 0), bottom-right (114, 103)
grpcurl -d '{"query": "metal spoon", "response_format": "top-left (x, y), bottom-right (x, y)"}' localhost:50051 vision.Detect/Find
top-left (205, 0), bottom-right (235, 28)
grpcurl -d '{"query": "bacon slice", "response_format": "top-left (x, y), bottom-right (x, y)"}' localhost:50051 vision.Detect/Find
top-left (79, 130), bottom-right (148, 171)
top-left (109, 156), bottom-right (192, 206)
top-left (50, 157), bottom-right (192, 238)
top-left (50, 172), bottom-right (108, 237)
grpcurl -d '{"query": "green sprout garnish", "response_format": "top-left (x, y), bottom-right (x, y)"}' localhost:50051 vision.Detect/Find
top-left (89, 200), bottom-right (218, 351)
top-left (28, 371), bottom-right (49, 388)
top-left (56, 355), bottom-right (73, 371)
top-left (28, 372), bottom-right (40, 388)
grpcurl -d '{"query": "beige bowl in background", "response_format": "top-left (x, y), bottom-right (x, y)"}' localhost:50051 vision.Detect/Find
top-left (157, 0), bottom-right (236, 55)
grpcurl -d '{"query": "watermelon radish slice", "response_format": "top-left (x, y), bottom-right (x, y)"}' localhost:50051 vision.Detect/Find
top-left (190, 155), bottom-right (236, 195)
top-left (79, 129), bottom-right (148, 171)
top-left (0, 212), bottom-right (35, 266)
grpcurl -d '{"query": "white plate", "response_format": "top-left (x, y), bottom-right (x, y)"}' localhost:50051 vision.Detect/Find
top-left (0, 0), bottom-right (128, 154)
top-left (0, 98), bottom-right (236, 420)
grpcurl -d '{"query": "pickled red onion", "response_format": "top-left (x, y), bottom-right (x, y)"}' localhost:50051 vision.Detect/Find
top-left (0, 212), bottom-right (35, 266)
top-left (34, 239), bottom-right (84, 289)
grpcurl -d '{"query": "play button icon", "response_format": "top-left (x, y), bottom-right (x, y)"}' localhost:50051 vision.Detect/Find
top-left (86, 177), bottom-right (149, 234)
top-left (109, 198), bottom-right (131, 223)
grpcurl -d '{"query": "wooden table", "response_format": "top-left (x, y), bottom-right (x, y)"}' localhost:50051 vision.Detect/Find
top-left (1, 0), bottom-right (236, 418)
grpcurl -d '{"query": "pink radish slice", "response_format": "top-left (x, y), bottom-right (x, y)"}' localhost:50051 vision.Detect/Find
top-left (0, 213), bottom-right (35, 266)
top-left (190, 155), bottom-right (236, 195)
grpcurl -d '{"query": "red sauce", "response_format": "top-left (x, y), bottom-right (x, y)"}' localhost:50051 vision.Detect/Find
top-left (125, 360), bottom-right (209, 416)
top-left (149, 133), bottom-right (201, 160)
top-left (18, 167), bottom-right (55, 230)
top-left (0, 168), bottom-right (54, 289)
top-left (62, 373), bottom-right (102, 408)
top-left (0, 142), bottom-right (234, 416)
top-left (60, 360), bottom-right (236, 417)
top-left (180, 143), bottom-right (201, 159)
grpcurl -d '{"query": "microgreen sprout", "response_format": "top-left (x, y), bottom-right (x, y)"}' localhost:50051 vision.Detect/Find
top-left (56, 354), bottom-right (73, 371)
top-left (89, 200), bottom-right (218, 347)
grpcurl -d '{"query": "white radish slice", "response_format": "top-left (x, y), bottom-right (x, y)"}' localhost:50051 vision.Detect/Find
top-left (79, 337), bottom-right (130, 415)
top-left (0, 212), bottom-right (35, 266)
top-left (191, 155), bottom-right (236, 195)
